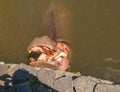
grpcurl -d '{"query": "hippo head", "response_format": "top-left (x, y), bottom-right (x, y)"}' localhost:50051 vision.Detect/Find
top-left (27, 35), bottom-right (70, 71)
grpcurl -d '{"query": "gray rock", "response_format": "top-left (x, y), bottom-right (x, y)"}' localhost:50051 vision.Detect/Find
top-left (0, 63), bottom-right (120, 92)
top-left (73, 76), bottom-right (120, 92)
top-left (0, 80), bottom-right (4, 86)
top-left (73, 76), bottom-right (97, 92)
top-left (0, 62), bottom-right (5, 64)
top-left (37, 69), bottom-right (56, 88)
top-left (115, 85), bottom-right (120, 92)
top-left (95, 84), bottom-right (120, 92)
top-left (19, 63), bottom-right (38, 76)
top-left (7, 64), bottom-right (20, 76)
top-left (53, 76), bottom-right (73, 92)
top-left (87, 76), bottom-right (113, 84)
top-left (0, 64), bottom-right (8, 76)
top-left (55, 70), bottom-right (76, 79)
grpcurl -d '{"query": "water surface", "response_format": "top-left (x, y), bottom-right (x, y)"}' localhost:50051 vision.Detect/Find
top-left (0, 0), bottom-right (120, 82)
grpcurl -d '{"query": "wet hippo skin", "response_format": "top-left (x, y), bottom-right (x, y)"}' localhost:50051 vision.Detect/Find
top-left (28, 35), bottom-right (70, 71)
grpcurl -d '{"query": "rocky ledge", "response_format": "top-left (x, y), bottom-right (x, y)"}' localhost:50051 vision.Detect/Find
top-left (0, 62), bottom-right (120, 92)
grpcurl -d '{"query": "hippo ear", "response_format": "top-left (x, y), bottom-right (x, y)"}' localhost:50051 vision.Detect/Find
top-left (55, 38), bottom-right (71, 47)
top-left (28, 36), bottom-right (56, 50)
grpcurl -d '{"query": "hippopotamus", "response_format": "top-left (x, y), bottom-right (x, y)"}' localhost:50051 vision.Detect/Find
top-left (28, 35), bottom-right (70, 71)
top-left (27, 6), bottom-right (71, 71)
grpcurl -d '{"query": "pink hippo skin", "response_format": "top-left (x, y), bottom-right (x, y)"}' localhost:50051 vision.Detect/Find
top-left (57, 57), bottom-right (69, 71)
top-left (55, 42), bottom-right (70, 71)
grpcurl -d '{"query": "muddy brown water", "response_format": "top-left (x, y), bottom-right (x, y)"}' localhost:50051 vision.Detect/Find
top-left (0, 0), bottom-right (120, 82)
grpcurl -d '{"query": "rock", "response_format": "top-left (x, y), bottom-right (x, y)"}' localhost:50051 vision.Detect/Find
top-left (7, 64), bottom-right (20, 76)
top-left (53, 76), bottom-right (73, 92)
top-left (73, 76), bottom-right (97, 92)
top-left (55, 70), bottom-right (76, 78)
top-left (0, 64), bottom-right (8, 76)
top-left (115, 85), bottom-right (120, 92)
top-left (0, 80), bottom-right (4, 86)
top-left (0, 63), bottom-right (120, 92)
top-left (86, 76), bottom-right (113, 84)
top-left (19, 63), bottom-right (38, 76)
top-left (95, 84), bottom-right (120, 92)
top-left (0, 74), bottom-right (12, 88)
top-left (0, 62), bottom-right (5, 64)
top-left (73, 76), bottom-right (120, 92)
top-left (37, 69), bottom-right (56, 87)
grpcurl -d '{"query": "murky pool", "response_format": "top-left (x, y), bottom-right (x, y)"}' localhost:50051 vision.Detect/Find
top-left (0, 0), bottom-right (120, 82)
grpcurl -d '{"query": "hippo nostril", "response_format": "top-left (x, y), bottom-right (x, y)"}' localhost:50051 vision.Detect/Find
top-left (29, 57), bottom-right (36, 62)
top-left (28, 51), bottom-right (41, 62)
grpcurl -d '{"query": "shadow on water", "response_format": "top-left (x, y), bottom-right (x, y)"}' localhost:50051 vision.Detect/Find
top-left (0, 69), bottom-right (58, 92)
